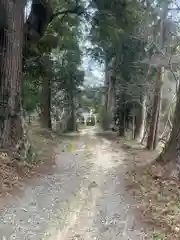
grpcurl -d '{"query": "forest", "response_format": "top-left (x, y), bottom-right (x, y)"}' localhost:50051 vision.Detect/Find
top-left (0, 0), bottom-right (180, 239)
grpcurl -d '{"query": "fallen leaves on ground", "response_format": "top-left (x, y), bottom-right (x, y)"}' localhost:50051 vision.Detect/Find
top-left (0, 121), bottom-right (59, 198)
top-left (0, 153), bottom-right (23, 195)
top-left (125, 145), bottom-right (180, 240)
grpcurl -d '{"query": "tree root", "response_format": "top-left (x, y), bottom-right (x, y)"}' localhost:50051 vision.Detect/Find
top-left (13, 117), bottom-right (36, 162)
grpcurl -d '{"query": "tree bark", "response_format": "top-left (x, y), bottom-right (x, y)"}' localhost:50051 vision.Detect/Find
top-left (135, 97), bottom-right (146, 142)
top-left (0, 1), bottom-right (25, 148)
top-left (103, 56), bottom-right (111, 130)
top-left (102, 55), bottom-right (116, 130)
top-left (118, 107), bottom-right (125, 137)
top-left (40, 77), bottom-right (52, 129)
top-left (66, 89), bottom-right (76, 132)
top-left (157, 82), bottom-right (180, 165)
top-left (25, 0), bottom-right (83, 42)
top-left (146, 69), bottom-right (162, 150)
top-left (106, 75), bottom-right (116, 127)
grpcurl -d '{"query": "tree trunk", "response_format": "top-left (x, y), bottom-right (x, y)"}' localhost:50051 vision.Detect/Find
top-left (40, 77), bottom-right (52, 129)
top-left (66, 89), bottom-right (76, 132)
top-left (0, 1), bottom-right (25, 149)
top-left (106, 76), bottom-right (115, 127)
top-left (135, 97), bottom-right (146, 142)
top-left (28, 114), bottom-right (31, 124)
top-left (147, 0), bottom-right (168, 150)
top-left (157, 83), bottom-right (180, 167)
top-left (102, 56), bottom-right (115, 130)
top-left (117, 94), bottom-right (126, 137)
top-left (103, 57), bottom-right (111, 130)
top-left (147, 69), bottom-right (162, 150)
top-left (118, 108), bottom-right (125, 137)
top-left (132, 108), bottom-right (135, 140)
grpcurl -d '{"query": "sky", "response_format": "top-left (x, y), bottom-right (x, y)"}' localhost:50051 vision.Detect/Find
top-left (81, 41), bottom-right (104, 87)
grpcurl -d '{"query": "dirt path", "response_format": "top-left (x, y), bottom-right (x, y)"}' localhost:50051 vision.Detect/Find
top-left (0, 128), bottom-right (151, 239)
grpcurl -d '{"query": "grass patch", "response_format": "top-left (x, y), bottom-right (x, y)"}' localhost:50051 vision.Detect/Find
top-left (151, 232), bottom-right (165, 240)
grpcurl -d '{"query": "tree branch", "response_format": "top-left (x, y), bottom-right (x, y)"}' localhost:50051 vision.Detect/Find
top-left (51, 6), bottom-right (84, 21)
top-left (168, 8), bottom-right (180, 11)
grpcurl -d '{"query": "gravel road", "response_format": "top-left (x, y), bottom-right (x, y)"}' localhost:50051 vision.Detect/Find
top-left (0, 128), bottom-right (151, 239)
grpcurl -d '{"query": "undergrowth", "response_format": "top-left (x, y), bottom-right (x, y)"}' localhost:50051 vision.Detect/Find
top-left (0, 121), bottom-right (59, 197)
top-left (125, 143), bottom-right (180, 240)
